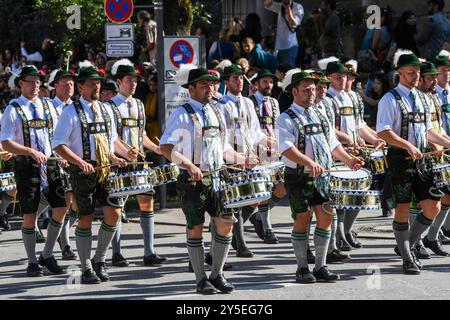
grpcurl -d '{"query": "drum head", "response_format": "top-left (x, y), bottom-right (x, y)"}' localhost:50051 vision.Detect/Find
top-left (330, 166), bottom-right (370, 180)
top-left (255, 161), bottom-right (284, 171)
top-left (370, 151), bottom-right (384, 158)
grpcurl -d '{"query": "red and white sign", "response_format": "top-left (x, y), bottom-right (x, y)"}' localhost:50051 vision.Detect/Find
top-left (105, 0), bottom-right (134, 24)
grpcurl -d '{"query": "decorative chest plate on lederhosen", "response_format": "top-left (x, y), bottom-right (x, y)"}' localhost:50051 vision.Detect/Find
top-left (11, 99), bottom-right (54, 148)
top-left (74, 100), bottom-right (112, 160)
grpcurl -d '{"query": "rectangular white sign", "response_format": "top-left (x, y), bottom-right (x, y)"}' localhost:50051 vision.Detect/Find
top-left (105, 23), bottom-right (134, 41)
top-left (106, 41), bottom-right (134, 57)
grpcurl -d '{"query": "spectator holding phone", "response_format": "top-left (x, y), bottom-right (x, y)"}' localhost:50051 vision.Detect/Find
top-left (264, 0), bottom-right (304, 68)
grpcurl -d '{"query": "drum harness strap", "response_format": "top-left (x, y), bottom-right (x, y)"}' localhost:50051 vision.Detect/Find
top-left (74, 99), bottom-right (112, 161)
top-left (347, 91), bottom-right (365, 126)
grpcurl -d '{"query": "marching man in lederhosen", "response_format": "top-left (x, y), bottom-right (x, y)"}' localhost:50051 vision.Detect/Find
top-left (377, 50), bottom-right (450, 275)
top-left (277, 69), bottom-right (364, 283)
top-left (53, 66), bottom-right (137, 284)
top-left (107, 59), bottom-right (167, 268)
top-left (0, 65), bottom-right (68, 277)
top-left (160, 64), bottom-right (257, 295)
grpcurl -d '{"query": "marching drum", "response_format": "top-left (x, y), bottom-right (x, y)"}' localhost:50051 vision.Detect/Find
top-left (432, 163), bottom-right (450, 188)
top-left (255, 161), bottom-right (285, 186)
top-left (330, 189), bottom-right (380, 211)
top-left (0, 172), bottom-right (16, 193)
top-left (368, 151), bottom-right (386, 175)
top-left (221, 169), bottom-right (272, 208)
top-left (150, 163), bottom-right (180, 187)
top-left (107, 170), bottom-right (154, 197)
top-left (328, 165), bottom-right (372, 191)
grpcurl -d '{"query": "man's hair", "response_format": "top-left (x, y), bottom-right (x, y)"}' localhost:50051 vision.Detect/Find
top-left (428, 0), bottom-right (445, 11)
top-left (138, 10), bottom-right (151, 22)
top-left (241, 37), bottom-right (255, 45)
top-left (324, 0), bottom-right (337, 11)
top-left (276, 63), bottom-right (291, 74)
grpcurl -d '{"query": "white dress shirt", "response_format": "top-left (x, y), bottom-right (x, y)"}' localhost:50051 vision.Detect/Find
top-left (52, 96), bottom-right (118, 161)
top-left (1, 95), bottom-right (58, 157)
top-left (327, 87), bottom-right (366, 136)
top-left (314, 96), bottom-right (336, 133)
top-left (277, 102), bottom-right (341, 169)
top-left (160, 98), bottom-right (232, 171)
top-left (51, 96), bottom-right (72, 116)
top-left (264, 1), bottom-right (304, 51)
top-left (376, 84), bottom-right (433, 145)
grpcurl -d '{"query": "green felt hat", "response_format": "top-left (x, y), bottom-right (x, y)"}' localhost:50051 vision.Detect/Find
top-left (182, 67), bottom-right (219, 89)
top-left (313, 70), bottom-right (331, 84)
top-left (325, 61), bottom-right (348, 76)
top-left (420, 61), bottom-right (439, 76)
top-left (251, 69), bottom-right (278, 84)
top-left (221, 64), bottom-right (245, 80)
top-left (77, 66), bottom-right (104, 82)
top-left (396, 53), bottom-right (421, 69)
top-left (285, 71), bottom-right (320, 92)
top-left (113, 64), bottom-right (142, 80)
top-left (18, 65), bottom-right (45, 81)
top-left (434, 54), bottom-right (450, 68)
top-left (49, 70), bottom-right (74, 87)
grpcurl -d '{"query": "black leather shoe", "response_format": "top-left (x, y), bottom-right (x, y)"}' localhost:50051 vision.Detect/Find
top-left (81, 269), bottom-right (101, 284)
top-left (112, 253), bottom-right (129, 267)
top-left (26, 263), bottom-right (43, 277)
top-left (263, 229), bottom-right (279, 244)
top-left (313, 266), bottom-right (340, 282)
top-left (144, 254), bottom-right (168, 266)
top-left (414, 244), bottom-right (431, 259)
top-left (394, 246), bottom-right (401, 256)
top-left (337, 239), bottom-right (352, 251)
top-left (38, 255), bottom-right (65, 274)
top-left (0, 214), bottom-right (11, 230)
top-left (410, 249), bottom-right (423, 270)
top-left (402, 260), bottom-right (420, 275)
top-left (205, 253), bottom-right (232, 271)
top-left (249, 214), bottom-right (264, 240)
top-left (423, 237), bottom-right (449, 256)
top-left (62, 245), bottom-right (77, 260)
top-left (91, 260), bottom-right (110, 282)
top-left (295, 267), bottom-right (316, 284)
top-left (307, 248), bottom-right (315, 264)
top-left (236, 247), bottom-right (254, 258)
top-left (35, 231), bottom-right (46, 243)
top-left (345, 233), bottom-right (362, 249)
top-left (439, 230), bottom-right (450, 245)
top-left (442, 228), bottom-right (450, 238)
top-left (327, 249), bottom-right (351, 263)
top-left (209, 274), bottom-right (235, 293)
top-left (196, 278), bottom-right (217, 295)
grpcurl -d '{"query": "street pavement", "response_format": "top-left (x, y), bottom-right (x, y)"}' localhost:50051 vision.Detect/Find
top-left (1, 201), bottom-right (450, 300)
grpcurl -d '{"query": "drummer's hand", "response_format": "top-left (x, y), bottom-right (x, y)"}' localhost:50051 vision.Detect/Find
top-left (127, 148), bottom-right (139, 161)
top-left (374, 139), bottom-right (386, 150)
top-left (406, 144), bottom-right (423, 160)
top-left (244, 154), bottom-right (259, 169)
top-left (187, 163), bottom-right (203, 181)
top-left (0, 152), bottom-right (13, 161)
top-left (306, 160), bottom-right (324, 177)
top-left (111, 155), bottom-right (128, 168)
top-left (357, 137), bottom-right (366, 148)
top-left (59, 159), bottom-right (69, 168)
top-left (28, 149), bottom-right (47, 165)
top-left (346, 157), bottom-right (365, 170)
top-left (153, 146), bottom-right (163, 155)
top-left (77, 160), bottom-right (95, 174)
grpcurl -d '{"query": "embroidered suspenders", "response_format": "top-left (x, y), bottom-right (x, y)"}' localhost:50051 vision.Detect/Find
top-left (11, 99), bottom-right (54, 148)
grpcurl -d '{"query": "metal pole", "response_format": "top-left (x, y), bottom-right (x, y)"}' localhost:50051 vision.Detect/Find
top-left (155, 0), bottom-right (167, 209)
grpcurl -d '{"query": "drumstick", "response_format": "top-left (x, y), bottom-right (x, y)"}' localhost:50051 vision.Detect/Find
top-left (94, 161), bottom-right (153, 171)
top-left (405, 148), bottom-right (450, 160)
top-left (155, 137), bottom-right (160, 144)
top-left (118, 139), bottom-right (146, 159)
top-left (188, 166), bottom-right (228, 181)
top-left (382, 147), bottom-right (389, 169)
top-left (324, 169), bottom-right (355, 173)
top-left (224, 165), bottom-right (246, 172)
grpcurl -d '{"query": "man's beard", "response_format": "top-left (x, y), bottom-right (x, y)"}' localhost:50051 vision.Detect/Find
top-left (262, 88), bottom-right (272, 96)
top-left (91, 92), bottom-right (100, 100)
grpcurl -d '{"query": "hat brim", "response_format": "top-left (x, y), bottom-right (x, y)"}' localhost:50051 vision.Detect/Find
top-left (16, 74), bottom-right (45, 87)
top-left (396, 62), bottom-right (421, 70)
top-left (182, 74), bottom-right (219, 88)
top-left (422, 71), bottom-right (440, 76)
top-left (221, 70), bottom-right (245, 80)
top-left (252, 74), bottom-right (278, 84)
top-left (285, 77), bottom-right (320, 92)
top-left (49, 74), bottom-right (75, 87)
top-left (113, 72), bottom-right (143, 80)
top-left (77, 74), bottom-right (104, 82)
